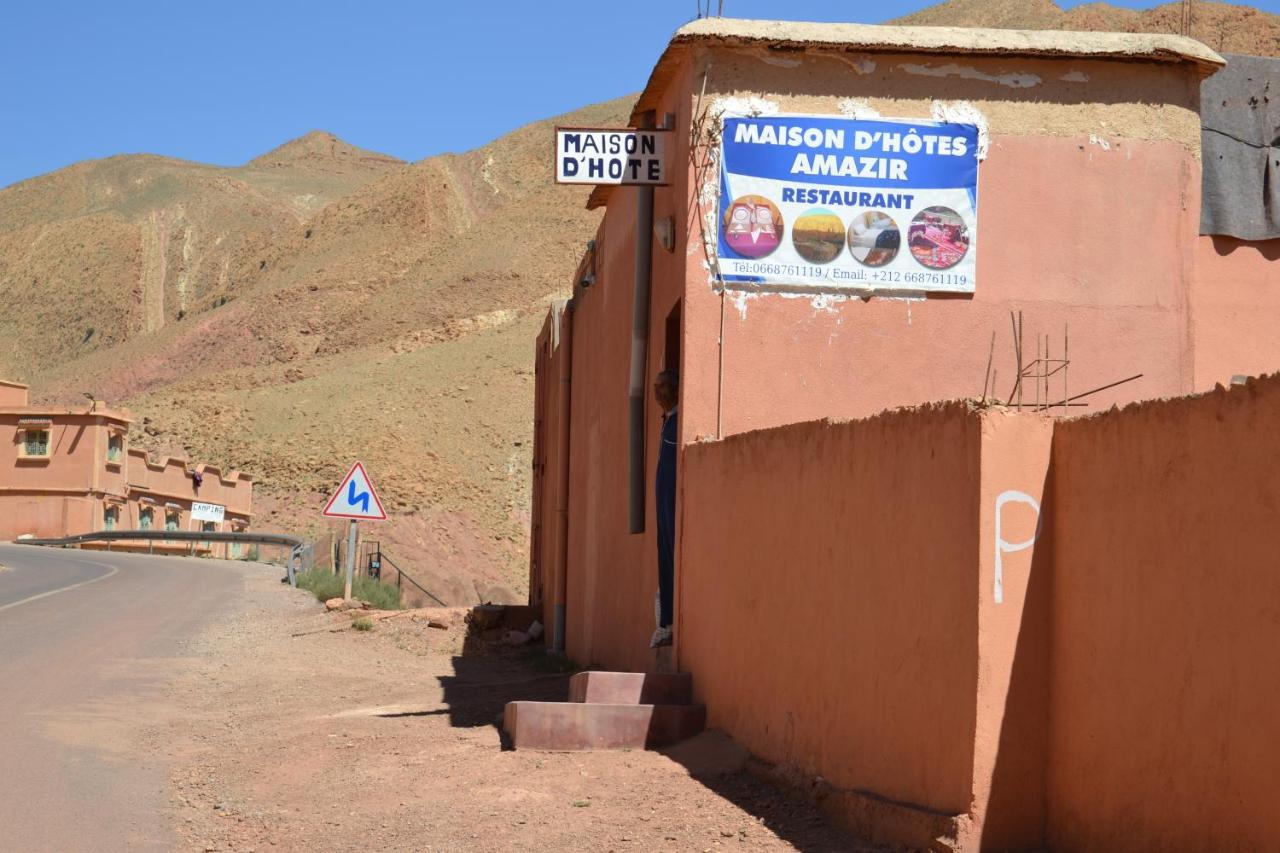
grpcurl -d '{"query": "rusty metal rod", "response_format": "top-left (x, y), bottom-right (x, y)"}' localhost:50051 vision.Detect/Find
top-left (982, 330), bottom-right (996, 402)
top-left (1045, 373), bottom-right (1143, 408)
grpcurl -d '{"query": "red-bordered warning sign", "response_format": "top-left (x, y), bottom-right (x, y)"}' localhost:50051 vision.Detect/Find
top-left (322, 461), bottom-right (388, 520)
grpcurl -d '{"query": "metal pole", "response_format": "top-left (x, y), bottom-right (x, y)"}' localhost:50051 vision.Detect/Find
top-left (343, 519), bottom-right (357, 600)
top-left (627, 111), bottom-right (657, 535)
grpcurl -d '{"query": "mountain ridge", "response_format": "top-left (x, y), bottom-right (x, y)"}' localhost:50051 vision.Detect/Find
top-left (0, 95), bottom-right (633, 602)
top-left (1, 0), bottom-right (1274, 600)
top-left (890, 0), bottom-right (1280, 55)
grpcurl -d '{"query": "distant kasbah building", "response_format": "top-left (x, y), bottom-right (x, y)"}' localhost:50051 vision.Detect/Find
top-left (0, 379), bottom-right (253, 554)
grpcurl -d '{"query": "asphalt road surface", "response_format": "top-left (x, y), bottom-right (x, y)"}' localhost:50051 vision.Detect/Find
top-left (0, 543), bottom-right (247, 851)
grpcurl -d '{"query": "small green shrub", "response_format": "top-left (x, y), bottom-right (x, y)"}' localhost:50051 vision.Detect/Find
top-left (352, 617), bottom-right (374, 632)
top-left (295, 570), bottom-right (401, 610)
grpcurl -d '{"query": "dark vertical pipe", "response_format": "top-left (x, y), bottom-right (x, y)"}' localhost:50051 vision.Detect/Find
top-left (628, 111), bottom-right (657, 534)
top-left (552, 300), bottom-right (574, 651)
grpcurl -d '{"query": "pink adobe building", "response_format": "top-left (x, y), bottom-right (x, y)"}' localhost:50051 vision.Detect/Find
top-left (0, 379), bottom-right (253, 553)
top-left (528, 20), bottom-right (1280, 852)
top-left (532, 17), bottom-right (1277, 680)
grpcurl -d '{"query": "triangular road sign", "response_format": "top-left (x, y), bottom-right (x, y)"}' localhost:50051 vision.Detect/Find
top-left (322, 461), bottom-right (388, 520)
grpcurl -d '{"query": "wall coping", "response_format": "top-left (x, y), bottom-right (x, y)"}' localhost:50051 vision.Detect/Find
top-left (629, 19), bottom-right (1223, 124)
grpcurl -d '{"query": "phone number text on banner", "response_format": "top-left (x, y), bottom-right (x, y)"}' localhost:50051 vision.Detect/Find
top-left (717, 114), bottom-right (980, 294)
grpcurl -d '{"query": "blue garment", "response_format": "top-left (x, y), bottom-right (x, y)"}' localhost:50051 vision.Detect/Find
top-left (655, 408), bottom-right (677, 628)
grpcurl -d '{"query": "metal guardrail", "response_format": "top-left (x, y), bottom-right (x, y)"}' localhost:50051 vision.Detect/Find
top-left (18, 529), bottom-right (309, 586)
top-left (23, 531), bottom-right (451, 605)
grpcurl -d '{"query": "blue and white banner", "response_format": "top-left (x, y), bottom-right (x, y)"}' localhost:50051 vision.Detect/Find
top-left (717, 114), bottom-right (980, 293)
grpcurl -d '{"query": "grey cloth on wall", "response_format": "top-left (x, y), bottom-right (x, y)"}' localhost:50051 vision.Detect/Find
top-left (1200, 53), bottom-right (1280, 241)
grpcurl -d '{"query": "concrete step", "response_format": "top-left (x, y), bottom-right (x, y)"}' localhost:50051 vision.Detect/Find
top-left (504, 700), bottom-right (706, 751)
top-left (568, 671), bottom-right (693, 705)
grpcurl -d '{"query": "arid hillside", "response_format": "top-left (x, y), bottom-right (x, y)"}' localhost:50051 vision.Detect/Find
top-left (1, 0), bottom-right (1274, 604)
top-left (0, 97), bottom-right (632, 604)
top-left (892, 0), bottom-right (1280, 56)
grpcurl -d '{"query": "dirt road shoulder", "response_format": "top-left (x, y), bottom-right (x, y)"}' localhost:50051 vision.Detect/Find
top-left (167, 572), bottom-right (869, 852)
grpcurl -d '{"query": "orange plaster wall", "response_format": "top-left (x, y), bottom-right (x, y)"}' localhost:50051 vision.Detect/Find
top-left (0, 417), bottom-right (108, 495)
top-left (1045, 374), bottom-right (1280, 850)
top-left (530, 306), bottom-right (572, 640)
top-left (562, 210), bottom-right (648, 670)
top-left (676, 46), bottom-right (1208, 446)
top-left (0, 383), bottom-right (28, 407)
top-left (678, 403), bottom-right (982, 814)
top-left (683, 133), bottom-right (1201, 443)
top-left (561, 66), bottom-right (694, 672)
top-left (1191, 236), bottom-right (1280, 389)
top-left (0, 495), bottom-right (96, 540)
top-left (530, 314), bottom-right (555, 632)
top-left (972, 410), bottom-right (1055, 850)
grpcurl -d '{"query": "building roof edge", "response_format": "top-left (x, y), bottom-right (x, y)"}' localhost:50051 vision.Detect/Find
top-left (625, 18), bottom-right (1225, 127)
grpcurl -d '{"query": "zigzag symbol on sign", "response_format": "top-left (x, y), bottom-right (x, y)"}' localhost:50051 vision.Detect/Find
top-left (322, 461), bottom-right (387, 521)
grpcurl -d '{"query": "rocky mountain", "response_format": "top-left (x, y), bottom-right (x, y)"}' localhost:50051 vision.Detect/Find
top-left (1, 0), bottom-right (1273, 603)
top-left (0, 97), bottom-right (632, 603)
top-left (891, 0), bottom-right (1280, 56)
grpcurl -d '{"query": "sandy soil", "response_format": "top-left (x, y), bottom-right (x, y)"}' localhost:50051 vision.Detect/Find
top-left (165, 570), bottom-right (872, 852)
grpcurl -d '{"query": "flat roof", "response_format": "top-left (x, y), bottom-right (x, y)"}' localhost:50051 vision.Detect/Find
top-left (1, 406), bottom-right (131, 423)
top-left (628, 18), bottom-right (1224, 123)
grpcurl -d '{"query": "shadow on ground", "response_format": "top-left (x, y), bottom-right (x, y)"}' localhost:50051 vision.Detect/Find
top-left (437, 613), bottom-right (573, 746)
top-left (432, 608), bottom-right (879, 852)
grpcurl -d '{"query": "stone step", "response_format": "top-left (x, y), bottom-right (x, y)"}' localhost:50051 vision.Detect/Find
top-left (568, 670), bottom-right (693, 706)
top-left (504, 700), bottom-right (706, 751)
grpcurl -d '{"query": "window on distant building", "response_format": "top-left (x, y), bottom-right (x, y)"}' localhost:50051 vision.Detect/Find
top-left (201, 521), bottom-right (217, 533)
top-left (107, 433), bottom-right (123, 463)
top-left (103, 506), bottom-right (118, 531)
top-left (139, 507), bottom-right (153, 530)
top-left (21, 429), bottom-right (50, 458)
top-left (165, 510), bottom-right (180, 531)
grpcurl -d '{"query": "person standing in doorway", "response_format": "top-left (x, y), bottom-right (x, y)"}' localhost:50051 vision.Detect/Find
top-left (651, 370), bottom-right (678, 648)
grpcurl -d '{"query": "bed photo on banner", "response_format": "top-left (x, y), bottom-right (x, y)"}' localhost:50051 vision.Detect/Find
top-left (717, 113), bottom-right (980, 294)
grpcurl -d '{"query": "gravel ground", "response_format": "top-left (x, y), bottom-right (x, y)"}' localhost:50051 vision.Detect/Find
top-left (163, 568), bottom-right (873, 852)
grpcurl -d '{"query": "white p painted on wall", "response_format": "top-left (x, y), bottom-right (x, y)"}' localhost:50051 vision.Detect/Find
top-left (994, 490), bottom-right (1041, 604)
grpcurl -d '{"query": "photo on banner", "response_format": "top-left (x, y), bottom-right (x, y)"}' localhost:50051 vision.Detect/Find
top-left (716, 114), bottom-right (980, 294)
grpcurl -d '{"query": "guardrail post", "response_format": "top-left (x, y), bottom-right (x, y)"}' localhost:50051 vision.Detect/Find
top-left (287, 547), bottom-right (298, 588)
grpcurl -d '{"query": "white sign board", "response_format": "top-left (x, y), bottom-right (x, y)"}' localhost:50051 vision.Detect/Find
top-left (191, 502), bottom-right (225, 523)
top-left (555, 128), bottom-right (671, 186)
top-left (322, 461), bottom-right (388, 521)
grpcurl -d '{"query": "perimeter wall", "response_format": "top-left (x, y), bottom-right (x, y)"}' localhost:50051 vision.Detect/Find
top-left (1045, 373), bottom-right (1280, 851)
top-left (675, 374), bottom-right (1280, 850)
top-left (679, 403), bottom-right (984, 819)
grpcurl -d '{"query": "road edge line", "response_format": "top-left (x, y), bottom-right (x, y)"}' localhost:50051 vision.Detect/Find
top-left (0, 560), bottom-right (121, 613)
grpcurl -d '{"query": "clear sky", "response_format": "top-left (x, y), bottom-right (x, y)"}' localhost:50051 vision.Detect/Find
top-left (2, 0), bottom-right (1275, 189)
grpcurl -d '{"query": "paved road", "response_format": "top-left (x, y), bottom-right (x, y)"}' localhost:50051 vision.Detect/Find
top-left (0, 543), bottom-right (247, 851)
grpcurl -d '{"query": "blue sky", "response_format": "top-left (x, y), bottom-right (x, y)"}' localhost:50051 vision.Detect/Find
top-left (2, 0), bottom-right (1275, 189)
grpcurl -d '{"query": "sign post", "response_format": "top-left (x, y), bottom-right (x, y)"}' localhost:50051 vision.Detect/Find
top-left (343, 519), bottom-right (358, 600)
top-left (322, 461), bottom-right (388, 601)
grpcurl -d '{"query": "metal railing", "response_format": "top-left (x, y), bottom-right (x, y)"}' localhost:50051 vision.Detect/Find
top-left (22, 530), bottom-right (450, 606)
top-left (381, 552), bottom-right (447, 606)
top-left (18, 529), bottom-right (309, 586)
